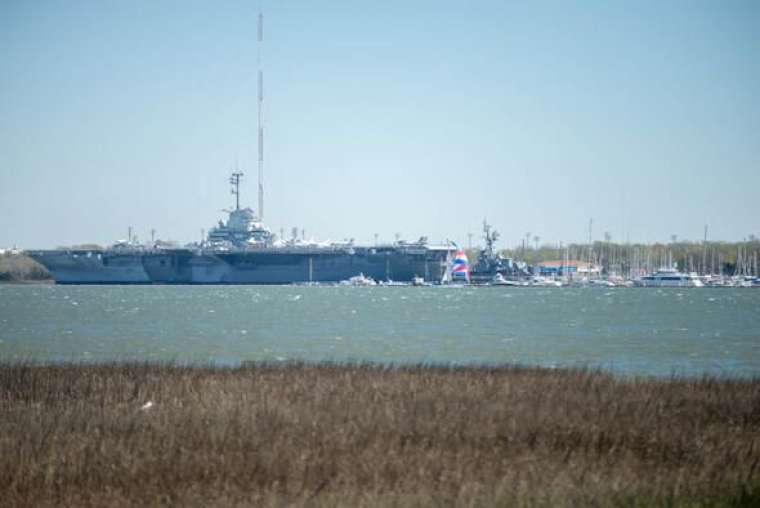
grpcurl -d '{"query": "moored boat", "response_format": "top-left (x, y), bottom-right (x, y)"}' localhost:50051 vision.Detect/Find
top-left (634, 267), bottom-right (704, 287)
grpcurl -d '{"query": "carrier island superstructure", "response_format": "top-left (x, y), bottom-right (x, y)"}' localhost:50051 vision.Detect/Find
top-left (27, 174), bottom-right (454, 285)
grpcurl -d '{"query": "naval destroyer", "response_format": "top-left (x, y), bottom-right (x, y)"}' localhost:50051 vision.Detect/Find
top-left (468, 221), bottom-right (530, 284)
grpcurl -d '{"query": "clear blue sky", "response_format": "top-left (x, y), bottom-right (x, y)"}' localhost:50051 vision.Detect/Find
top-left (1, 0), bottom-right (758, 249)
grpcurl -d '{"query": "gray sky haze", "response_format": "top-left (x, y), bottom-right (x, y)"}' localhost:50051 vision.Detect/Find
top-left (1, 0), bottom-right (758, 249)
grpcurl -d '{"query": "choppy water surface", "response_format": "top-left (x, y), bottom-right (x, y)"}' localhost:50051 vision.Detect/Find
top-left (1, 285), bottom-right (759, 377)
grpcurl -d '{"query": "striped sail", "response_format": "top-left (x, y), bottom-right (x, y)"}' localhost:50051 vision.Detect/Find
top-left (451, 249), bottom-right (470, 282)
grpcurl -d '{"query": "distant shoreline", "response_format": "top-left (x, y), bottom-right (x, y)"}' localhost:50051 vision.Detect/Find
top-left (2, 362), bottom-right (758, 506)
top-left (0, 279), bottom-right (53, 285)
top-left (0, 253), bottom-right (50, 283)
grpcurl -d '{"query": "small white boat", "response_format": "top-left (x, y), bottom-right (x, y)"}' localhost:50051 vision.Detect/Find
top-left (635, 267), bottom-right (704, 287)
top-left (490, 273), bottom-right (521, 286)
top-left (530, 276), bottom-right (563, 287)
top-left (588, 279), bottom-right (616, 287)
top-left (732, 276), bottom-right (758, 288)
top-left (340, 273), bottom-right (377, 286)
top-left (380, 279), bottom-right (409, 287)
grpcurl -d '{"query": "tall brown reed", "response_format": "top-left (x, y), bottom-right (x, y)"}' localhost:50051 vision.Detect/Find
top-left (1, 362), bottom-right (758, 506)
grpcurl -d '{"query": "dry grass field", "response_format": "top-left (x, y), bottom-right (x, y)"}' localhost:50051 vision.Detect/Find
top-left (1, 362), bottom-right (758, 506)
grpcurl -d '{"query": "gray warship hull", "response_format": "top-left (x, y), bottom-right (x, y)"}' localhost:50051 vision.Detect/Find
top-left (28, 171), bottom-right (454, 285)
top-left (26, 250), bottom-right (150, 284)
top-left (27, 246), bottom-right (451, 285)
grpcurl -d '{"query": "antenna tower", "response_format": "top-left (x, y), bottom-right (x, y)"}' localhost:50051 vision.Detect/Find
top-left (230, 172), bottom-right (243, 211)
top-left (257, 10), bottom-right (264, 220)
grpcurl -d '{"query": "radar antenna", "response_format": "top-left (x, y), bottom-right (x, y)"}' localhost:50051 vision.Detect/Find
top-left (482, 219), bottom-right (499, 257)
top-left (257, 10), bottom-right (264, 221)
top-left (230, 172), bottom-right (244, 211)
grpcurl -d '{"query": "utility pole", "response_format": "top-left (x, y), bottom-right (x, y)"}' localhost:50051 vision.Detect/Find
top-left (467, 232), bottom-right (473, 250)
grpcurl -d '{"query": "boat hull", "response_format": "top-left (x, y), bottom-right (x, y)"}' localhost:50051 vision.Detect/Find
top-left (28, 247), bottom-right (451, 285)
top-left (634, 279), bottom-right (704, 288)
top-left (27, 250), bottom-right (151, 284)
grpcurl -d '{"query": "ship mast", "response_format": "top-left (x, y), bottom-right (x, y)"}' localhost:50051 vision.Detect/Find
top-left (257, 10), bottom-right (264, 221)
top-left (230, 172), bottom-right (243, 211)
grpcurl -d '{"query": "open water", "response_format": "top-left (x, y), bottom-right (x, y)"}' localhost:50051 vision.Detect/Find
top-left (1, 285), bottom-right (759, 377)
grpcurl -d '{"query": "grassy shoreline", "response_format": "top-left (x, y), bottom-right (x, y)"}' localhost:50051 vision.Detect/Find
top-left (0, 253), bottom-right (51, 283)
top-left (1, 362), bottom-right (758, 506)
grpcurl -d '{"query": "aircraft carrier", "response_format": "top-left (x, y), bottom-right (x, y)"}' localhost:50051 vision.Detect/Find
top-left (27, 174), bottom-right (453, 285)
top-left (26, 13), bottom-right (454, 284)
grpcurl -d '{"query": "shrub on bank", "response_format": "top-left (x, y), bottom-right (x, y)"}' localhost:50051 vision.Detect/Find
top-left (0, 254), bottom-right (50, 282)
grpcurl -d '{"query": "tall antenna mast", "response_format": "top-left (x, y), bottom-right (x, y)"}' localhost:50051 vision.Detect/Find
top-left (230, 172), bottom-right (243, 211)
top-left (257, 10), bottom-right (264, 221)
